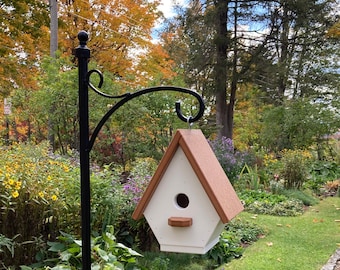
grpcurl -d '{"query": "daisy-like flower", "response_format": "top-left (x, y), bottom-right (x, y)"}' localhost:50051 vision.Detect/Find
top-left (12, 191), bottom-right (19, 198)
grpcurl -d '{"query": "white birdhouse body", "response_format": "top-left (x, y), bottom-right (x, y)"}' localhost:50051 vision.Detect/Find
top-left (132, 129), bottom-right (243, 254)
top-left (143, 147), bottom-right (224, 253)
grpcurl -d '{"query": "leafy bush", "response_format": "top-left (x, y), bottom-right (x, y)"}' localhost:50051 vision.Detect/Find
top-left (24, 226), bottom-right (143, 270)
top-left (305, 160), bottom-right (340, 194)
top-left (280, 189), bottom-right (318, 206)
top-left (238, 190), bottom-right (287, 206)
top-left (225, 218), bottom-right (265, 244)
top-left (209, 137), bottom-right (255, 183)
top-left (149, 257), bottom-right (170, 270)
top-left (205, 218), bottom-right (264, 266)
top-left (238, 190), bottom-right (304, 216)
top-left (139, 252), bottom-right (215, 270)
top-left (247, 199), bottom-right (304, 216)
top-left (280, 149), bottom-right (311, 189)
top-left (269, 179), bottom-right (285, 194)
top-left (108, 158), bottom-right (158, 250)
top-left (0, 142), bottom-right (149, 267)
top-left (0, 234), bottom-right (16, 260)
top-left (206, 231), bottom-right (243, 266)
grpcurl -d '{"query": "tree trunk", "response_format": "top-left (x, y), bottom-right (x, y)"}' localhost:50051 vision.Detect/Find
top-left (277, 2), bottom-right (289, 101)
top-left (48, 0), bottom-right (58, 150)
top-left (214, 0), bottom-right (229, 139)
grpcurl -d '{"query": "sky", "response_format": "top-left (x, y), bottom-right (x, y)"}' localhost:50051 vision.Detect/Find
top-left (157, 0), bottom-right (187, 19)
top-left (151, 0), bottom-right (187, 40)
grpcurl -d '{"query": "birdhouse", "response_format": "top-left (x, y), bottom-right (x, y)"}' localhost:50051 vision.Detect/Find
top-left (132, 129), bottom-right (243, 254)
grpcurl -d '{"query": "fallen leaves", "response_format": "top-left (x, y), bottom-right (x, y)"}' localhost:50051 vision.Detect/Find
top-left (313, 218), bottom-right (324, 223)
top-left (276, 223), bottom-right (291, 227)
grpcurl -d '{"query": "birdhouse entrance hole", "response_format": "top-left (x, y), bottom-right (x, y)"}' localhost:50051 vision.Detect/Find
top-left (176, 193), bottom-right (189, 208)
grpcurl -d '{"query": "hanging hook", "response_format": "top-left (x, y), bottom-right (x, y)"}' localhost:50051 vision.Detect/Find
top-left (187, 116), bottom-right (193, 129)
top-left (175, 99), bottom-right (204, 124)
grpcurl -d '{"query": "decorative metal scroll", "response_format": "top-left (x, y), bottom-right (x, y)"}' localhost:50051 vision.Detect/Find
top-left (75, 30), bottom-right (205, 269)
top-left (86, 69), bottom-right (205, 151)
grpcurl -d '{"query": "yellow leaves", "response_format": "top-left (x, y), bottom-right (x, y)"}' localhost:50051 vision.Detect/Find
top-left (327, 21), bottom-right (340, 38)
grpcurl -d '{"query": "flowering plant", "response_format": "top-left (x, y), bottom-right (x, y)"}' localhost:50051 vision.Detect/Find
top-left (209, 137), bottom-right (255, 184)
top-left (0, 142), bottom-right (80, 266)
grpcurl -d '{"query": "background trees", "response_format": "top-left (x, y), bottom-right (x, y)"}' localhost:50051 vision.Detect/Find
top-left (0, 0), bottom-right (49, 94)
top-left (163, 0), bottom-right (339, 142)
top-left (0, 0), bottom-right (181, 158)
top-left (0, 0), bottom-right (339, 161)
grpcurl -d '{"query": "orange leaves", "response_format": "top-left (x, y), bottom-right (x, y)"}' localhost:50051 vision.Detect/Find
top-left (59, 0), bottom-right (164, 83)
top-left (136, 43), bottom-right (177, 85)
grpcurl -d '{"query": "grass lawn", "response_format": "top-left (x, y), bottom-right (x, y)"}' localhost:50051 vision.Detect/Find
top-left (219, 197), bottom-right (340, 270)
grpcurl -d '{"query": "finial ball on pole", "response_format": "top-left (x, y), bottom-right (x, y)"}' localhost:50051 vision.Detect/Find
top-left (78, 31), bottom-right (89, 46)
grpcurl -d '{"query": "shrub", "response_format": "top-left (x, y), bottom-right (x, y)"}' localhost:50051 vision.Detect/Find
top-left (269, 179), bottom-right (285, 194)
top-left (280, 189), bottom-right (319, 206)
top-left (225, 218), bottom-right (265, 244)
top-left (206, 230), bottom-right (243, 266)
top-left (238, 190), bottom-right (304, 216)
top-left (91, 158), bottom-right (158, 251)
top-left (280, 149), bottom-right (311, 189)
top-left (25, 226), bottom-right (143, 269)
top-left (247, 199), bottom-right (304, 216)
top-left (120, 158), bottom-right (158, 251)
top-left (238, 190), bottom-right (287, 206)
top-left (149, 257), bottom-right (170, 270)
top-left (305, 160), bottom-right (340, 194)
top-left (205, 219), bottom-right (264, 266)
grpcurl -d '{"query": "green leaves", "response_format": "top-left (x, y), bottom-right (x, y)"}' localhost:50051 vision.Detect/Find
top-left (35, 227), bottom-right (143, 269)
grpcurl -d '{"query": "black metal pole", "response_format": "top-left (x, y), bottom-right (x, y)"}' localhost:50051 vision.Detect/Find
top-left (75, 31), bottom-right (91, 270)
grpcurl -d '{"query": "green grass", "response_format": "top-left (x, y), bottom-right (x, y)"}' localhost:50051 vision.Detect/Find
top-left (139, 252), bottom-right (215, 269)
top-left (219, 197), bottom-right (340, 270)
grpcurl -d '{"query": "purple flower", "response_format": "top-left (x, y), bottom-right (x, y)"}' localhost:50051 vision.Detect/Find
top-left (209, 137), bottom-right (255, 183)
